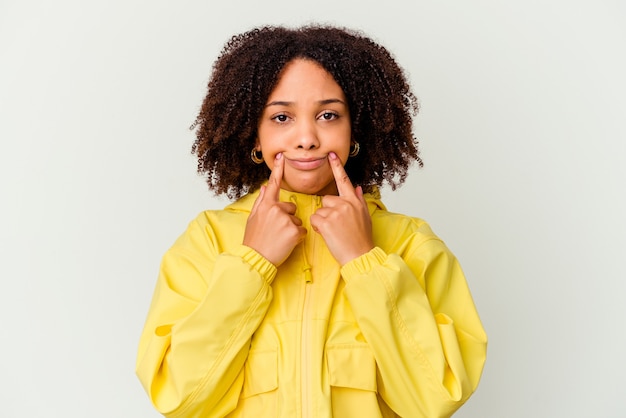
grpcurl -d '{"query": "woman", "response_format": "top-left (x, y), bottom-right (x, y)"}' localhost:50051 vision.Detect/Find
top-left (136, 25), bottom-right (487, 418)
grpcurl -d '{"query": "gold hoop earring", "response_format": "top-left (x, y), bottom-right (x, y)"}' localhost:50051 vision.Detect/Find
top-left (251, 148), bottom-right (264, 164)
top-left (349, 142), bottom-right (360, 157)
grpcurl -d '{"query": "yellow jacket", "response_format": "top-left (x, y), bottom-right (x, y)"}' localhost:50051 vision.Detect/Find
top-left (136, 188), bottom-right (487, 417)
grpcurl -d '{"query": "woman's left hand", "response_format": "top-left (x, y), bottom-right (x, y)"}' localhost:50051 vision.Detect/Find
top-left (310, 152), bottom-right (374, 265)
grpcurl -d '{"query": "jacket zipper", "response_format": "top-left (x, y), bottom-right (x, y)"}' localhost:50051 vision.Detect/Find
top-left (300, 196), bottom-right (318, 418)
top-left (301, 279), bottom-right (313, 418)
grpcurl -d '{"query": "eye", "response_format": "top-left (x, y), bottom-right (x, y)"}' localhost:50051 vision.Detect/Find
top-left (271, 113), bottom-right (290, 123)
top-left (319, 111), bottom-right (338, 121)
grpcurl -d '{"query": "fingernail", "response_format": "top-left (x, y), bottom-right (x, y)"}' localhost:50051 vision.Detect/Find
top-left (276, 152), bottom-right (282, 160)
top-left (329, 152), bottom-right (337, 160)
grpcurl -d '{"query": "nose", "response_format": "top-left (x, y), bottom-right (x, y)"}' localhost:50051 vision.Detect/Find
top-left (295, 119), bottom-right (319, 150)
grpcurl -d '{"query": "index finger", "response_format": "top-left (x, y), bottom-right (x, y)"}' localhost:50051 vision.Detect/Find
top-left (265, 152), bottom-right (284, 202)
top-left (328, 152), bottom-right (355, 197)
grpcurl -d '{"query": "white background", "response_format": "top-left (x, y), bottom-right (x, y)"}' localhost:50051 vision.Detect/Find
top-left (1, 1), bottom-right (625, 417)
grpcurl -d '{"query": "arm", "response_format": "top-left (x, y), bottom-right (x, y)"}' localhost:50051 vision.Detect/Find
top-left (340, 238), bottom-right (487, 418)
top-left (135, 220), bottom-right (277, 418)
top-left (136, 154), bottom-right (303, 417)
top-left (308, 151), bottom-right (486, 416)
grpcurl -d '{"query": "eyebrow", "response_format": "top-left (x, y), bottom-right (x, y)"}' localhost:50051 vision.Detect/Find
top-left (265, 98), bottom-right (346, 107)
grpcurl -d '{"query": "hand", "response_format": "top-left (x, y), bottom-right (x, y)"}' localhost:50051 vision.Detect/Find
top-left (243, 153), bottom-right (307, 267)
top-left (310, 152), bottom-right (374, 265)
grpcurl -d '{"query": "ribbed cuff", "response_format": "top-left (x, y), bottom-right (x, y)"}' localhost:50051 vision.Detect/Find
top-left (340, 247), bottom-right (387, 283)
top-left (229, 244), bottom-right (277, 285)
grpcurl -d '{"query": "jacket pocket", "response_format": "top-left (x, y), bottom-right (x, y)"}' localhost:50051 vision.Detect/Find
top-left (230, 349), bottom-right (278, 417)
top-left (326, 344), bottom-right (382, 417)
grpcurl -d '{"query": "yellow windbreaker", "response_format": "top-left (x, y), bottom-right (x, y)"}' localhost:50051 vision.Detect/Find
top-left (136, 188), bottom-right (487, 417)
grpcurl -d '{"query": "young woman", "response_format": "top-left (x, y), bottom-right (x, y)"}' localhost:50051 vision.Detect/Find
top-left (136, 25), bottom-right (487, 418)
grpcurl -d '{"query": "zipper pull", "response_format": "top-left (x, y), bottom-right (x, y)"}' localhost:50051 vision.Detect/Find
top-left (303, 263), bottom-right (312, 283)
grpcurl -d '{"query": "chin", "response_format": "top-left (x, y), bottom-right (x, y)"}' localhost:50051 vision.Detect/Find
top-left (293, 182), bottom-right (337, 196)
top-left (289, 185), bottom-right (322, 195)
top-left (283, 172), bottom-right (337, 196)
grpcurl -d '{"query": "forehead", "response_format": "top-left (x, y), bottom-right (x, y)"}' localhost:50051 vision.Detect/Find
top-left (267, 59), bottom-right (345, 100)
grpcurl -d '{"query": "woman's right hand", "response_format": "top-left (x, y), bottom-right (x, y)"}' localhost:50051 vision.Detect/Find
top-left (243, 153), bottom-right (307, 266)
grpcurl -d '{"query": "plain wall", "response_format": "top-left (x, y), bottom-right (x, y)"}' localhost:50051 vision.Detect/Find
top-left (1, 0), bottom-right (625, 416)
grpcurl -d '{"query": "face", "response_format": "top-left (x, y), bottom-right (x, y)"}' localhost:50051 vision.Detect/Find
top-left (257, 59), bottom-right (352, 196)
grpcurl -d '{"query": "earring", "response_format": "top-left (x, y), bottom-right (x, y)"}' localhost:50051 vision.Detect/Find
top-left (251, 148), bottom-right (264, 164)
top-left (349, 142), bottom-right (360, 157)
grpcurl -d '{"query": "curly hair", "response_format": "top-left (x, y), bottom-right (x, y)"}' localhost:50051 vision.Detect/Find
top-left (191, 24), bottom-right (422, 199)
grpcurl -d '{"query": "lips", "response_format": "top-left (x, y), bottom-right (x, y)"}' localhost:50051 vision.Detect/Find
top-left (284, 155), bottom-right (327, 170)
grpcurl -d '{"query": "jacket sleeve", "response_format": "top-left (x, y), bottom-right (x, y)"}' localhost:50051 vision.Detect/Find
top-left (340, 233), bottom-right (487, 417)
top-left (135, 218), bottom-right (276, 418)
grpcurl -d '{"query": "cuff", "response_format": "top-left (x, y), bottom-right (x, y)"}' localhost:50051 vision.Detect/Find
top-left (340, 246), bottom-right (387, 283)
top-left (229, 244), bottom-right (278, 285)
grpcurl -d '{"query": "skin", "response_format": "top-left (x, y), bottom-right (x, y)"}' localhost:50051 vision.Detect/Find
top-left (255, 58), bottom-right (352, 196)
top-left (243, 59), bottom-right (374, 267)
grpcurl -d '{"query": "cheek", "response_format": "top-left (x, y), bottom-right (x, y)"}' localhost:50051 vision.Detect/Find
top-left (256, 122), bottom-right (275, 148)
top-left (262, 150), bottom-right (278, 170)
top-left (336, 136), bottom-right (352, 161)
top-left (340, 125), bottom-right (352, 148)
top-left (256, 135), bottom-right (275, 160)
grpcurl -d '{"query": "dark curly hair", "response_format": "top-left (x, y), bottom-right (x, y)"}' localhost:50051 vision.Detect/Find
top-left (191, 24), bottom-right (422, 199)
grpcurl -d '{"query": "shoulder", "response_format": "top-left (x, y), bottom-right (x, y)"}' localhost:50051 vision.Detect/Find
top-left (364, 190), bottom-right (438, 243)
top-left (370, 208), bottom-right (457, 262)
top-left (184, 191), bottom-right (258, 237)
top-left (163, 207), bottom-right (244, 257)
top-left (372, 208), bottom-right (438, 240)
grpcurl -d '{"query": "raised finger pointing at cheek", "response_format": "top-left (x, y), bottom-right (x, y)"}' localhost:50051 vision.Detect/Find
top-left (328, 152), bottom-right (356, 197)
top-left (311, 153), bottom-right (374, 265)
top-left (243, 153), bottom-right (307, 266)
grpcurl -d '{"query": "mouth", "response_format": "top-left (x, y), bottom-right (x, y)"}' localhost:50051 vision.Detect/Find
top-left (284, 155), bottom-right (328, 171)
